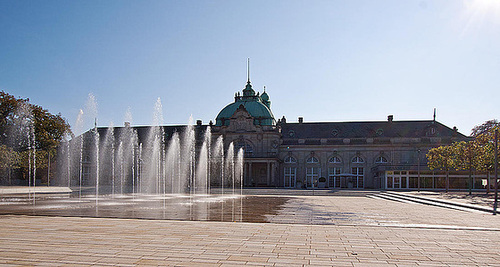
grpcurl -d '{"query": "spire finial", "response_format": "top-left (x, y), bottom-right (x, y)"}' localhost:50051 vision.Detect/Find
top-left (263, 85), bottom-right (266, 92)
top-left (247, 58), bottom-right (250, 83)
top-left (433, 108), bottom-right (436, 122)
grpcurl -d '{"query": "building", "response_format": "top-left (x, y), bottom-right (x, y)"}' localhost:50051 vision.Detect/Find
top-left (69, 78), bottom-right (484, 191)
top-left (212, 79), bottom-right (473, 190)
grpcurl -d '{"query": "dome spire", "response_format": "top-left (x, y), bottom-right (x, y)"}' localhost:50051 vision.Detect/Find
top-left (243, 58), bottom-right (255, 97)
top-left (247, 58), bottom-right (250, 83)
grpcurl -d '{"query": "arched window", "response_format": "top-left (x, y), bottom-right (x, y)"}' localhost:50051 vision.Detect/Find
top-left (307, 156), bottom-right (319, 164)
top-left (352, 156), bottom-right (364, 163)
top-left (284, 156), bottom-right (297, 164)
top-left (375, 156), bottom-right (388, 164)
top-left (328, 156), bottom-right (342, 163)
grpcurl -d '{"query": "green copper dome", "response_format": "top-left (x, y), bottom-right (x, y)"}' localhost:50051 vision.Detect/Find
top-left (216, 81), bottom-right (275, 126)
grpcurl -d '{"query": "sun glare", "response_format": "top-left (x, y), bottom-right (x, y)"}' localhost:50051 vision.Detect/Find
top-left (462, 0), bottom-right (500, 34)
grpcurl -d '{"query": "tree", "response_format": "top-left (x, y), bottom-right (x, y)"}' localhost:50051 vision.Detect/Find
top-left (454, 120), bottom-right (499, 194)
top-left (471, 119), bottom-right (499, 137)
top-left (0, 145), bottom-right (19, 185)
top-left (426, 120), bottom-right (500, 194)
top-left (427, 145), bottom-right (455, 192)
top-left (472, 121), bottom-right (500, 193)
top-left (452, 141), bottom-right (481, 194)
top-left (0, 91), bottom-right (71, 184)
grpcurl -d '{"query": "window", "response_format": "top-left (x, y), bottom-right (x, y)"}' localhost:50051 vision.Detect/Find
top-left (328, 156), bottom-right (342, 163)
top-left (307, 156), bottom-right (319, 163)
top-left (352, 156), bottom-right (364, 163)
top-left (328, 167), bottom-right (342, 187)
top-left (375, 156), bottom-right (388, 163)
top-left (284, 167), bottom-right (296, 188)
top-left (83, 165), bottom-right (91, 184)
top-left (236, 141), bottom-right (253, 157)
top-left (386, 170), bottom-right (408, 189)
top-left (351, 167), bottom-right (364, 188)
top-left (284, 156), bottom-right (297, 163)
top-left (426, 126), bottom-right (437, 136)
top-left (306, 167), bottom-right (321, 188)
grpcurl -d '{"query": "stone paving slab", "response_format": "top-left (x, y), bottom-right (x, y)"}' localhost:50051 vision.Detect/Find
top-left (1, 215), bottom-right (500, 266)
top-left (267, 195), bottom-right (500, 229)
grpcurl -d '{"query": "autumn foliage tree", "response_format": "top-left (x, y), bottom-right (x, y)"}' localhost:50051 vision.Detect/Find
top-left (471, 121), bottom-right (499, 193)
top-left (426, 120), bottom-right (499, 193)
top-left (427, 145), bottom-right (454, 192)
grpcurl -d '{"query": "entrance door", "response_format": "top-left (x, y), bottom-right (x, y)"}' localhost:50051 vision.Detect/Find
top-left (251, 163), bottom-right (268, 186)
top-left (393, 177), bottom-right (400, 188)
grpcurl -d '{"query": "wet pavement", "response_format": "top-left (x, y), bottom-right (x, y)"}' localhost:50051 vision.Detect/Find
top-left (0, 194), bottom-right (291, 223)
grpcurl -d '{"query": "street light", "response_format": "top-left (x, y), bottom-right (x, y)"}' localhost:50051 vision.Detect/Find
top-left (494, 129), bottom-right (498, 215)
top-left (417, 149), bottom-right (421, 192)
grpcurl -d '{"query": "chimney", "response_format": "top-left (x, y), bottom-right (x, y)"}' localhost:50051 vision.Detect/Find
top-left (388, 115), bottom-right (393, 122)
top-left (196, 120), bottom-right (202, 126)
top-left (124, 122), bottom-right (130, 127)
top-left (298, 117), bottom-right (303, 124)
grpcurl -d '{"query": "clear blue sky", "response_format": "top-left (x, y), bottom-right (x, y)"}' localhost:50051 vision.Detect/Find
top-left (1, 0), bottom-right (499, 136)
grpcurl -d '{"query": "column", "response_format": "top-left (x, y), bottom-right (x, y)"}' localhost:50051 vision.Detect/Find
top-left (271, 162), bottom-right (276, 187)
top-left (267, 161), bottom-right (271, 186)
top-left (244, 163), bottom-right (248, 186)
top-left (249, 162), bottom-right (253, 186)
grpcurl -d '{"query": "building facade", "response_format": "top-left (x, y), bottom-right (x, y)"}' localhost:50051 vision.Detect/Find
top-left (212, 79), bottom-right (473, 190)
top-left (71, 78), bottom-right (482, 191)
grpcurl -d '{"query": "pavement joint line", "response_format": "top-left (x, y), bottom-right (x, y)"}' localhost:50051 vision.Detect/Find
top-left (2, 214), bottom-right (499, 232)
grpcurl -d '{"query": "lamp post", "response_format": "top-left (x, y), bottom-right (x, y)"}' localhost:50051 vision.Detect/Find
top-left (468, 142), bottom-right (473, 196)
top-left (494, 129), bottom-right (498, 215)
top-left (417, 149), bottom-right (421, 192)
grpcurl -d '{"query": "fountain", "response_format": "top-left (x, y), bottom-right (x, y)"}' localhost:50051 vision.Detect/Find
top-left (1, 93), bottom-right (253, 222)
top-left (60, 94), bottom-right (246, 198)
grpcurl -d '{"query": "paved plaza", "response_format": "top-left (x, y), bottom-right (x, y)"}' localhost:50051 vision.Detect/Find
top-left (1, 191), bottom-right (500, 266)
